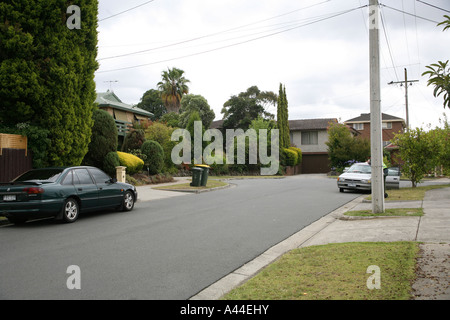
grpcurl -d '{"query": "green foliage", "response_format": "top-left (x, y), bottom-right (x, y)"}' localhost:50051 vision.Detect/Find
top-left (160, 112), bottom-right (181, 128)
top-left (157, 67), bottom-right (190, 113)
top-left (282, 148), bottom-right (298, 166)
top-left (277, 84), bottom-right (290, 149)
top-left (221, 86), bottom-right (277, 130)
top-left (136, 89), bottom-right (166, 120)
top-left (326, 121), bottom-right (370, 171)
top-left (179, 94), bottom-right (215, 129)
top-left (422, 16), bottom-right (450, 109)
top-left (145, 122), bottom-right (177, 170)
top-left (141, 140), bottom-right (164, 175)
top-left (103, 151), bottom-right (120, 177)
top-left (422, 60), bottom-right (450, 109)
top-left (393, 128), bottom-right (440, 187)
top-left (289, 147), bottom-right (302, 165)
top-left (0, 123), bottom-right (51, 168)
top-left (0, 0), bottom-right (99, 166)
top-left (117, 151), bottom-right (144, 175)
top-left (83, 109), bottom-right (118, 169)
top-left (122, 129), bottom-right (145, 153)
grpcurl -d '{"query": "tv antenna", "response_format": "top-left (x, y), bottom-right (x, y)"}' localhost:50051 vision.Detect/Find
top-left (104, 80), bottom-right (118, 91)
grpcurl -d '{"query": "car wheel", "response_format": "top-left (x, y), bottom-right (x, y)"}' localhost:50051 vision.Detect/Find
top-left (62, 198), bottom-right (79, 223)
top-left (339, 188), bottom-right (345, 193)
top-left (122, 190), bottom-right (135, 211)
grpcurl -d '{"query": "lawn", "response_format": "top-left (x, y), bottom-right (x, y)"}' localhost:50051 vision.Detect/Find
top-left (374, 184), bottom-right (450, 201)
top-left (222, 242), bottom-right (420, 300)
top-left (152, 179), bottom-right (228, 191)
top-left (345, 208), bottom-right (424, 217)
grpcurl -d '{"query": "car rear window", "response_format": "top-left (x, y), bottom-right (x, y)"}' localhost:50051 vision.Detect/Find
top-left (14, 169), bottom-right (64, 182)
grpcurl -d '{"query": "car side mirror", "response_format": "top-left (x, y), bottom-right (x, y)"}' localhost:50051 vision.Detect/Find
top-left (108, 178), bottom-right (117, 184)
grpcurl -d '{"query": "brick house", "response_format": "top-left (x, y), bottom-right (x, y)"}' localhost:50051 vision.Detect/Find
top-left (343, 113), bottom-right (406, 147)
top-left (289, 118), bottom-right (338, 174)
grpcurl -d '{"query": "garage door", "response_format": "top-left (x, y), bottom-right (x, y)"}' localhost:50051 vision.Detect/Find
top-left (301, 153), bottom-right (330, 174)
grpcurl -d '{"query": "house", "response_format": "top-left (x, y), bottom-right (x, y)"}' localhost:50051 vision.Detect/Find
top-left (289, 118), bottom-right (338, 174)
top-left (343, 113), bottom-right (406, 147)
top-left (95, 91), bottom-right (153, 137)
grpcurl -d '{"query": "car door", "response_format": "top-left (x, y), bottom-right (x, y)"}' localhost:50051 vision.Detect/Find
top-left (87, 168), bottom-right (123, 208)
top-left (385, 167), bottom-right (400, 190)
top-left (73, 168), bottom-right (99, 210)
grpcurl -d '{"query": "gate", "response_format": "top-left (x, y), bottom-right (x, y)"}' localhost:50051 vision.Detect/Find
top-left (0, 134), bottom-right (33, 182)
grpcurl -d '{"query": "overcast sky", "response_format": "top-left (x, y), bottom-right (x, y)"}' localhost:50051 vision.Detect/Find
top-left (94, 0), bottom-right (450, 129)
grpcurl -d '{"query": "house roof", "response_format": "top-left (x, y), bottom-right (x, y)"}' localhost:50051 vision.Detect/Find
top-left (344, 113), bottom-right (405, 124)
top-left (288, 118), bottom-right (338, 131)
top-left (96, 91), bottom-right (153, 118)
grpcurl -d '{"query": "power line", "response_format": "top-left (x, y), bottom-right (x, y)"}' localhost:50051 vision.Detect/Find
top-left (99, 0), bottom-right (156, 22)
top-left (380, 7), bottom-right (399, 81)
top-left (416, 0), bottom-right (450, 14)
top-left (381, 4), bottom-right (440, 24)
top-left (97, 6), bottom-right (366, 73)
top-left (98, 0), bottom-right (331, 61)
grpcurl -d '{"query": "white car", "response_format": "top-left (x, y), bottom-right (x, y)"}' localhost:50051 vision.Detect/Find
top-left (337, 162), bottom-right (400, 193)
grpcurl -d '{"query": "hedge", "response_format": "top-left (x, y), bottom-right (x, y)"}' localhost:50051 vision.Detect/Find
top-left (282, 148), bottom-right (298, 167)
top-left (117, 151), bottom-right (144, 175)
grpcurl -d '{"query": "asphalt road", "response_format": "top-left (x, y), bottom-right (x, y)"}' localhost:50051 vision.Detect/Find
top-left (0, 175), bottom-right (359, 300)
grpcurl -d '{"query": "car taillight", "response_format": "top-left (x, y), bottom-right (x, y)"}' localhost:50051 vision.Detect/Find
top-left (23, 187), bottom-right (45, 194)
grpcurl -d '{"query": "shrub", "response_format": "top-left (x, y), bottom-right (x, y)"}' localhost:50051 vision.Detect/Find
top-left (288, 147), bottom-right (302, 165)
top-left (282, 148), bottom-right (298, 166)
top-left (83, 109), bottom-right (118, 169)
top-left (141, 140), bottom-right (165, 175)
top-left (145, 122), bottom-right (177, 171)
top-left (117, 151), bottom-right (144, 175)
top-left (122, 129), bottom-right (145, 153)
top-left (103, 151), bottom-right (120, 177)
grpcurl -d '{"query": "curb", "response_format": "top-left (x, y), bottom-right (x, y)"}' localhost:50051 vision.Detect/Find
top-left (154, 182), bottom-right (235, 194)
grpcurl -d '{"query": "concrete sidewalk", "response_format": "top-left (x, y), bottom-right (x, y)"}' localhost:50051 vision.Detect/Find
top-left (191, 185), bottom-right (450, 300)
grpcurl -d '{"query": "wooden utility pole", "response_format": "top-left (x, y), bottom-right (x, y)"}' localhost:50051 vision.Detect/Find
top-left (369, 0), bottom-right (384, 213)
top-left (388, 68), bottom-right (419, 129)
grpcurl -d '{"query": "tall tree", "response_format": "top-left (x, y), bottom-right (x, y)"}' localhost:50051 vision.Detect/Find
top-left (157, 67), bottom-right (190, 113)
top-left (422, 15), bottom-right (450, 109)
top-left (136, 89), bottom-right (166, 120)
top-left (221, 86), bottom-right (276, 130)
top-left (277, 84), bottom-right (290, 149)
top-left (179, 94), bottom-right (215, 129)
top-left (0, 0), bottom-right (99, 166)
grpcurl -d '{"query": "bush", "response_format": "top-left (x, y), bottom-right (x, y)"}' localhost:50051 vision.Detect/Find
top-left (83, 109), bottom-right (118, 169)
top-left (122, 129), bottom-right (145, 153)
top-left (117, 151), bottom-right (144, 175)
top-left (141, 140), bottom-right (165, 175)
top-left (103, 151), bottom-right (120, 177)
top-left (282, 148), bottom-right (298, 166)
top-left (288, 147), bottom-right (302, 165)
top-left (145, 122), bottom-right (177, 171)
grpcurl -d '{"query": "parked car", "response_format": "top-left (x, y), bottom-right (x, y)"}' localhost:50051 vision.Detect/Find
top-left (337, 162), bottom-right (400, 193)
top-left (0, 166), bottom-right (137, 224)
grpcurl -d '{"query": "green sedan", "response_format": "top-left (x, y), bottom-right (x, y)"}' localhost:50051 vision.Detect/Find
top-left (0, 166), bottom-right (137, 224)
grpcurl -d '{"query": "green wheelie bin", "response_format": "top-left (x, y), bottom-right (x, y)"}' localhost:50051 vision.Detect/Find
top-left (190, 167), bottom-right (203, 187)
top-left (198, 165), bottom-right (210, 187)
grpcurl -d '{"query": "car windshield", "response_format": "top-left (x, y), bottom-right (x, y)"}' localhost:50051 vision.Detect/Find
top-left (347, 164), bottom-right (371, 174)
top-left (13, 168), bottom-right (64, 183)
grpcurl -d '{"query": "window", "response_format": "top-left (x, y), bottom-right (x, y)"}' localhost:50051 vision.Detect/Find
top-left (301, 131), bottom-right (318, 145)
top-left (61, 171), bottom-right (73, 185)
top-left (88, 168), bottom-right (111, 184)
top-left (353, 123), bottom-right (364, 130)
top-left (73, 169), bottom-right (94, 185)
top-left (382, 122), bottom-right (392, 129)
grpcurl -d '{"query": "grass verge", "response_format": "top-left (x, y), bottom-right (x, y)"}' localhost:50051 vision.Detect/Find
top-left (370, 184), bottom-right (450, 201)
top-left (153, 179), bottom-right (228, 191)
top-left (222, 242), bottom-right (420, 300)
top-left (345, 208), bottom-right (424, 217)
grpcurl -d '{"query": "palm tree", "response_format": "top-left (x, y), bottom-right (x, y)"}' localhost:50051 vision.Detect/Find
top-left (157, 68), bottom-right (190, 113)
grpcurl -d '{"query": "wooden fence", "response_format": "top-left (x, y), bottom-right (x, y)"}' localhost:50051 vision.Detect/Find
top-left (0, 134), bottom-right (32, 182)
